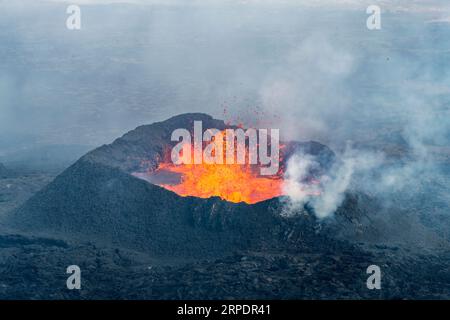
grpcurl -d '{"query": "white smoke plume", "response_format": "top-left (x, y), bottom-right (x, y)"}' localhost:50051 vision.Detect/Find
top-left (282, 154), bottom-right (321, 204)
top-left (282, 148), bottom-right (383, 219)
top-left (312, 157), bottom-right (354, 219)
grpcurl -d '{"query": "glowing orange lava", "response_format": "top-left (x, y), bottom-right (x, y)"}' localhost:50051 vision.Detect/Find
top-left (156, 162), bottom-right (283, 204)
top-left (144, 128), bottom-right (320, 204)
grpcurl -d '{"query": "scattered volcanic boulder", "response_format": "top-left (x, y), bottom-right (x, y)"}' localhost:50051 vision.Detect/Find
top-left (0, 163), bottom-right (14, 179)
top-left (4, 113), bottom-right (340, 258)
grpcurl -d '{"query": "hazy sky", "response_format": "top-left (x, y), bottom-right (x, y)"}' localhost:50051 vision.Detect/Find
top-left (5, 0), bottom-right (450, 12)
top-left (0, 0), bottom-right (449, 151)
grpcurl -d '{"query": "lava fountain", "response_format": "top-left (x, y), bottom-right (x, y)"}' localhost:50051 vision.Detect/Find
top-left (156, 162), bottom-right (283, 204)
top-left (134, 124), bottom-right (321, 204)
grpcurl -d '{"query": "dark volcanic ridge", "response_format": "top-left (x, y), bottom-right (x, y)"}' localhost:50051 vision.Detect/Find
top-left (3, 113), bottom-right (338, 258)
top-left (1, 113), bottom-right (449, 299)
top-left (0, 163), bottom-right (14, 179)
top-left (3, 113), bottom-right (448, 255)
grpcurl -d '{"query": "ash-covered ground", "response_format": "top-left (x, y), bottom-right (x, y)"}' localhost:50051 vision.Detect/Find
top-left (0, 114), bottom-right (448, 300)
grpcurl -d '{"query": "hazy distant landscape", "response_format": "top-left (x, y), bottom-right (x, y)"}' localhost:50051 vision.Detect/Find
top-left (0, 0), bottom-right (449, 299)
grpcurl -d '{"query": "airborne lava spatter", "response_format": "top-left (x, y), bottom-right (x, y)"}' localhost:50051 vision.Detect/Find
top-left (138, 127), bottom-right (321, 204)
top-left (152, 126), bottom-right (284, 204)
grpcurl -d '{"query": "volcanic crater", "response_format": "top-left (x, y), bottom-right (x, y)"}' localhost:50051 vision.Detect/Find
top-left (2, 114), bottom-right (450, 299)
top-left (4, 113), bottom-right (336, 257)
top-left (131, 116), bottom-right (333, 204)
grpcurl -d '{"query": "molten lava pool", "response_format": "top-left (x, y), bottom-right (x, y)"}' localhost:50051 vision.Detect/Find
top-left (151, 162), bottom-right (283, 204)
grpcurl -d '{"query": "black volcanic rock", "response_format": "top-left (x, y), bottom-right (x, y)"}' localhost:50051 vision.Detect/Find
top-left (2, 114), bottom-right (450, 299)
top-left (6, 159), bottom-right (272, 258)
top-left (0, 163), bottom-right (12, 178)
top-left (3, 113), bottom-right (341, 259)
